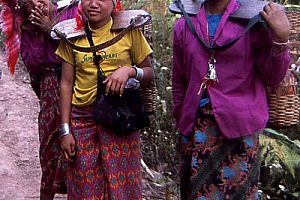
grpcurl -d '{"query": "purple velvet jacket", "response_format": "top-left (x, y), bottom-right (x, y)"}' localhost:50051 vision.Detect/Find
top-left (20, 4), bottom-right (78, 75)
top-left (172, 0), bottom-right (291, 138)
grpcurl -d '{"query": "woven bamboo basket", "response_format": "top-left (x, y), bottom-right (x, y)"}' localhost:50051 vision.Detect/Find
top-left (267, 9), bottom-right (300, 127)
top-left (139, 19), bottom-right (158, 115)
top-left (268, 70), bottom-right (300, 127)
top-left (286, 10), bottom-right (300, 62)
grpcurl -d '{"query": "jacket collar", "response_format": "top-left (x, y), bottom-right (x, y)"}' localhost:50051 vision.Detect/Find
top-left (196, 0), bottom-right (241, 47)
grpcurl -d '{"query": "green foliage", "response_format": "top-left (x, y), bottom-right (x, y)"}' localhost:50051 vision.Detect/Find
top-left (261, 129), bottom-right (300, 177)
top-left (122, 0), bottom-right (179, 175)
top-left (260, 129), bottom-right (300, 199)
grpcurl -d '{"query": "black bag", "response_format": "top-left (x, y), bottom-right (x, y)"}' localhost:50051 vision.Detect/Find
top-left (93, 75), bottom-right (150, 134)
top-left (84, 22), bottom-right (149, 134)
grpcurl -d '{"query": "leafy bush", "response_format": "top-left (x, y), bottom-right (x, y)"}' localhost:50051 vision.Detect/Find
top-left (123, 0), bottom-right (179, 176)
top-left (260, 129), bottom-right (300, 199)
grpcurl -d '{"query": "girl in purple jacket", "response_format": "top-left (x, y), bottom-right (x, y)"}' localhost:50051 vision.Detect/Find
top-left (171, 0), bottom-right (291, 199)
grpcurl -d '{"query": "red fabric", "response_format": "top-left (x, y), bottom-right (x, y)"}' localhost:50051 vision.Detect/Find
top-left (0, 0), bottom-right (23, 74)
top-left (39, 74), bottom-right (67, 194)
top-left (115, 0), bottom-right (123, 12)
top-left (75, 3), bottom-right (83, 31)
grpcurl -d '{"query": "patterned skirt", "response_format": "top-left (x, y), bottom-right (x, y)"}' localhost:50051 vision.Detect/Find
top-left (179, 110), bottom-right (261, 200)
top-left (67, 106), bottom-right (142, 200)
top-left (38, 73), bottom-right (67, 194)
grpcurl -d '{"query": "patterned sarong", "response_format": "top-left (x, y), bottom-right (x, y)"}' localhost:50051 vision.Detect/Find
top-left (38, 73), bottom-right (67, 194)
top-left (179, 111), bottom-right (261, 200)
top-left (67, 106), bottom-right (142, 200)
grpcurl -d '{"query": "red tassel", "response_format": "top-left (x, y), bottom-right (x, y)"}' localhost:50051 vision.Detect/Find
top-left (75, 3), bottom-right (84, 30)
top-left (114, 0), bottom-right (123, 13)
top-left (0, 4), bottom-right (22, 75)
top-left (6, 36), bottom-right (20, 75)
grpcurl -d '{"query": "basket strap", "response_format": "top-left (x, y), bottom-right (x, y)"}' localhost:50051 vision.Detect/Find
top-left (174, 0), bottom-right (264, 52)
top-left (53, 22), bottom-right (134, 52)
top-left (53, 14), bottom-right (150, 52)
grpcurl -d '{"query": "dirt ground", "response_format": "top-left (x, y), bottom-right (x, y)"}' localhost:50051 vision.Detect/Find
top-left (0, 53), bottom-right (66, 200)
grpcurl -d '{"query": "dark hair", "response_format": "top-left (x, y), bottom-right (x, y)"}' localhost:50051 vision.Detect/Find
top-left (18, 0), bottom-right (35, 18)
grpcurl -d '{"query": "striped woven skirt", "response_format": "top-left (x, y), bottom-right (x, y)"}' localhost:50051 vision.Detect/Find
top-left (179, 110), bottom-right (261, 200)
top-left (67, 105), bottom-right (142, 200)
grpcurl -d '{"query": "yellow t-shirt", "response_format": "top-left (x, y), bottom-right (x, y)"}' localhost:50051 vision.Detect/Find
top-left (56, 18), bottom-right (153, 107)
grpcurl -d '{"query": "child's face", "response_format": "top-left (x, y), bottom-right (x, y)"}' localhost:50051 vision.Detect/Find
top-left (81, 0), bottom-right (114, 28)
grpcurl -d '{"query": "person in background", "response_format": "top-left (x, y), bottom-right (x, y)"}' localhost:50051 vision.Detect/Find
top-left (0, 0), bottom-right (78, 199)
top-left (55, 0), bottom-right (154, 199)
top-left (171, 0), bottom-right (291, 199)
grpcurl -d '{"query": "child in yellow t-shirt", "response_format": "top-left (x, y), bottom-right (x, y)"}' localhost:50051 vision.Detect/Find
top-left (55, 0), bottom-right (153, 199)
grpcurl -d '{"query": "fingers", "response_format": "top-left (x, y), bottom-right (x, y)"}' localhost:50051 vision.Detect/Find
top-left (63, 146), bottom-right (75, 162)
top-left (61, 135), bottom-right (76, 162)
top-left (103, 73), bottom-right (127, 96)
top-left (32, 7), bottom-right (44, 18)
top-left (119, 82), bottom-right (125, 96)
top-left (260, 2), bottom-right (273, 20)
top-left (263, 2), bottom-right (278, 12)
top-left (260, 2), bottom-right (282, 18)
top-left (104, 78), bottom-right (123, 96)
top-left (64, 152), bottom-right (75, 162)
top-left (260, 2), bottom-right (290, 42)
top-left (64, 151), bottom-right (74, 162)
top-left (103, 77), bottom-right (110, 95)
top-left (102, 66), bottom-right (136, 96)
top-left (66, 142), bottom-right (75, 157)
top-left (70, 142), bottom-right (76, 156)
top-left (28, 5), bottom-right (49, 24)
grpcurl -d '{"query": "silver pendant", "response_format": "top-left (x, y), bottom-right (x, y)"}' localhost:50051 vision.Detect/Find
top-left (206, 57), bottom-right (218, 82)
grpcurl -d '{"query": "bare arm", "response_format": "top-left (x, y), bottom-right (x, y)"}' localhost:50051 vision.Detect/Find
top-left (60, 62), bottom-right (75, 123)
top-left (103, 56), bottom-right (154, 96)
top-left (137, 56), bottom-right (154, 85)
top-left (60, 61), bottom-right (76, 162)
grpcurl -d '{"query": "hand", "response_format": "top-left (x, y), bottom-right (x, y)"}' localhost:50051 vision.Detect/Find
top-left (61, 134), bottom-right (76, 162)
top-left (28, 5), bottom-right (52, 33)
top-left (260, 2), bottom-right (290, 43)
top-left (103, 66), bottom-right (136, 96)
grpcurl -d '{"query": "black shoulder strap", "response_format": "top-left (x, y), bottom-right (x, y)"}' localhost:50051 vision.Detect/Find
top-left (85, 23), bottom-right (103, 65)
top-left (85, 23), bottom-right (106, 80)
top-left (174, 0), bottom-right (264, 51)
top-left (85, 22), bottom-right (94, 46)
